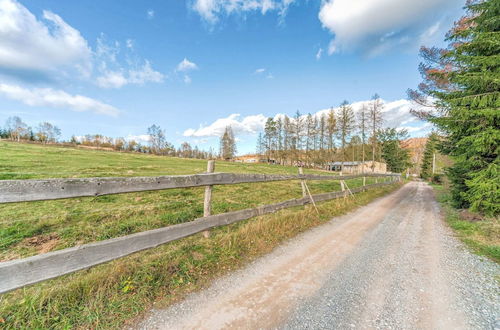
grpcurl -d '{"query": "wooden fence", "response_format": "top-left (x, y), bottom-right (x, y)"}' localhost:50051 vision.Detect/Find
top-left (0, 162), bottom-right (400, 294)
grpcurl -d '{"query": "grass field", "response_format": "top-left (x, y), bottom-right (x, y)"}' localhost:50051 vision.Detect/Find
top-left (431, 184), bottom-right (499, 263)
top-left (0, 141), bottom-right (399, 328)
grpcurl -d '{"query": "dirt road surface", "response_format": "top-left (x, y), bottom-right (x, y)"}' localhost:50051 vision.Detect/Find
top-left (136, 182), bottom-right (499, 330)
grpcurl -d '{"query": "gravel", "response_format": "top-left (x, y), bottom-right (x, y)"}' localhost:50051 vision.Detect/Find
top-left (134, 182), bottom-right (499, 330)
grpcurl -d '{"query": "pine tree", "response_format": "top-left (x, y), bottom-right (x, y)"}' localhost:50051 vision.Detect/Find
top-left (420, 133), bottom-right (439, 179)
top-left (409, 0), bottom-right (499, 215)
top-left (379, 128), bottom-right (412, 173)
top-left (219, 126), bottom-right (237, 160)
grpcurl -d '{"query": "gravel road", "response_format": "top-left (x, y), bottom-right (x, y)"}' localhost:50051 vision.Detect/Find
top-left (135, 182), bottom-right (499, 330)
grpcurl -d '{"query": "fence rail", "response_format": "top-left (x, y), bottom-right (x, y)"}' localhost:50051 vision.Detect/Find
top-left (0, 164), bottom-right (400, 294)
top-left (0, 172), bottom-right (399, 204)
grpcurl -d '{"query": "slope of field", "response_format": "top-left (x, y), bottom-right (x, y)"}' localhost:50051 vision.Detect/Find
top-left (0, 141), bottom-right (352, 261)
top-left (0, 141), bottom-right (399, 328)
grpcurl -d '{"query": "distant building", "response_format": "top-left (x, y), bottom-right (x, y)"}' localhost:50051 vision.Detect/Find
top-left (233, 154), bottom-right (260, 163)
top-left (325, 161), bottom-right (387, 174)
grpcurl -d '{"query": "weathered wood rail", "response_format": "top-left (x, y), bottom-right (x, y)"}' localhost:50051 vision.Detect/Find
top-left (0, 164), bottom-right (400, 294)
top-left (0, 172), bottom-right (400, 203)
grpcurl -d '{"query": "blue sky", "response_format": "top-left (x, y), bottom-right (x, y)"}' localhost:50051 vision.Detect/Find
top-left (0, 0), bottom-right (464, 154)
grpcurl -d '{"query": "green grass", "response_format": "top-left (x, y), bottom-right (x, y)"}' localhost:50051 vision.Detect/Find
top-left (431, 183), bottom-right (500, 263)
top-left (0, 141), bottom-right (400, 328)
top-left (0, 141), bottom-right (381, 261)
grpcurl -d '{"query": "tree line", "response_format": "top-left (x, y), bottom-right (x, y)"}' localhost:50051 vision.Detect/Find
top-left (0, 116), bottom-right (216, 160)
top-left (256, 95), bottom-right (411, 173)
top-left (409, 0), bottom-right (498, 216)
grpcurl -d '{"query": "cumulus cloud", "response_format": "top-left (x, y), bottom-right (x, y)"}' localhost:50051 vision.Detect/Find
top-left (254, 68), bottom-right (266, 74)
top-left (183, 99), bottom-right (431, 138)
top-left (0, 0), bottom-right (164, 90)
top-left (0, 83), bottom-right (119, 116)
top-left (183, 113), bottom-right (267, 137)
top-left (147, 9), bottom-right (155, 19)
top-left (192, 0), bottom-right (295, 23)
top-left (318, 0), bottom-right (457, 55)
top-left (0, 0), bottom-right (92, 77)
top-left (176, 58), bottom-right (198, 72)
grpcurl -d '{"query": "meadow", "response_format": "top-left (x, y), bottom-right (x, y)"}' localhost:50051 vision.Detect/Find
top-left (0, 141), bottom-right (398, 328)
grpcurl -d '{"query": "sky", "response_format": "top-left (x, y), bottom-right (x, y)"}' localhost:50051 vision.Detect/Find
top-left (0, 0), bottom-right (464, 154)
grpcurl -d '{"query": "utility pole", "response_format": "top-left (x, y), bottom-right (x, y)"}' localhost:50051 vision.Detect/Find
top-left (432, 152), bottom-right (436, 175)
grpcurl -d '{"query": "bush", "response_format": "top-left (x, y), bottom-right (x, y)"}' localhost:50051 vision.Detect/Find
top-left (431, 174), bottom-right (443, 184)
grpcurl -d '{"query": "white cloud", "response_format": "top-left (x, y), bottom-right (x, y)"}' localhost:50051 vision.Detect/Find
top-left (96, 71), bottom-right (128, 89)
top-left (314, 99), bottom-right (429, 135)
top-left (96, 61), bottom-right (164, 89)
top-left (183, 99), bottom-right (431, 138)
top-left (126, 134), bottom-right (150, 143)
top-left (0, 0), bottom-right (92, 76)
top-left (318, 0), bottom-right (456, 55)
top-left (192, 0), bottom-right (295, 23)
top-left (183, 113), bottom-right (267, 137)
top-left (147, 9), bottom-right (155, 19)
top-left (0, 1), bottom-right (164, 91)
top-left (176, 58), bottom-right (198, 72)
top-left (94, 35), bottom-right (164, 89)
top-left (0, 83), bottom-right (119, 116)
top-left (254, 68), bottom-right (273, 79)
top-left (316, 48), bottom-right (323, 60)
top-left (183, 75), bottom-right (192, 84)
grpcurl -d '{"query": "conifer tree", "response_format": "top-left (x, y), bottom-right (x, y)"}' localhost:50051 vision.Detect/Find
top-left (420, 132), bottom-right (439, 179)
top-left (409, 0), bottom-right (499, 215)
top-left (219, 126), bottom-right (237, 160)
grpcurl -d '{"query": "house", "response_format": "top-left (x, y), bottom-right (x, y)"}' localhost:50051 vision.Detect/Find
top-left (325, 161), bottom-right (387, 174)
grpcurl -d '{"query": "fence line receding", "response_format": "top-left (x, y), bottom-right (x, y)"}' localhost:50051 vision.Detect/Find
top-left (0, 162), bottom-right (401, 294)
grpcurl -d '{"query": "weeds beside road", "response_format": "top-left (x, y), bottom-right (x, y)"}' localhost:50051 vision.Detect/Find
top-left (431, 184), bottom-right (499, 263)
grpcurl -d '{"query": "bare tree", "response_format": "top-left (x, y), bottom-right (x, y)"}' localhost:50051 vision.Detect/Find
top-left (35, 122), bottom-right (61, 144)
top-left (147, 124), bottom-right (167, 155)
top-left (5, 116), bottom-right (28, 142)
top-left (358, 104), bottom-right (369, 172)
top-left (337, 101), bottom-right (356, 172)
top-left (180, 142), bottom-right (193, 158)
top-left (369, 94), bottom-right (384, 172)
top-left (293, 110), bottom-right (303, 164)
top-left (326, 107), bottom-right (336, 161)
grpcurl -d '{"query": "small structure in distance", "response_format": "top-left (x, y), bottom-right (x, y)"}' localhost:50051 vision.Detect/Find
top-left (325, 161), bottom-right (387, 174)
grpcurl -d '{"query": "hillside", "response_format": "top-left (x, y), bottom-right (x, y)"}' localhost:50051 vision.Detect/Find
top-left (400, 137), bottom-right (427, 174)
top-left (0, 141), bottom-right (400, 328)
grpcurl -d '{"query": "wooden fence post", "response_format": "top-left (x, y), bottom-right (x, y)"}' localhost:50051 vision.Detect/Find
top-left (203, 160), bottom-right (215, 238)
top-left (298, 167), bottom-right (307, 198)
top-left (363, 176), bottom-right (366, 186)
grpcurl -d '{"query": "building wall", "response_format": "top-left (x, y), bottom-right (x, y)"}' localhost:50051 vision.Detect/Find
top-left (338, 161), bottom-right (387, 174)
